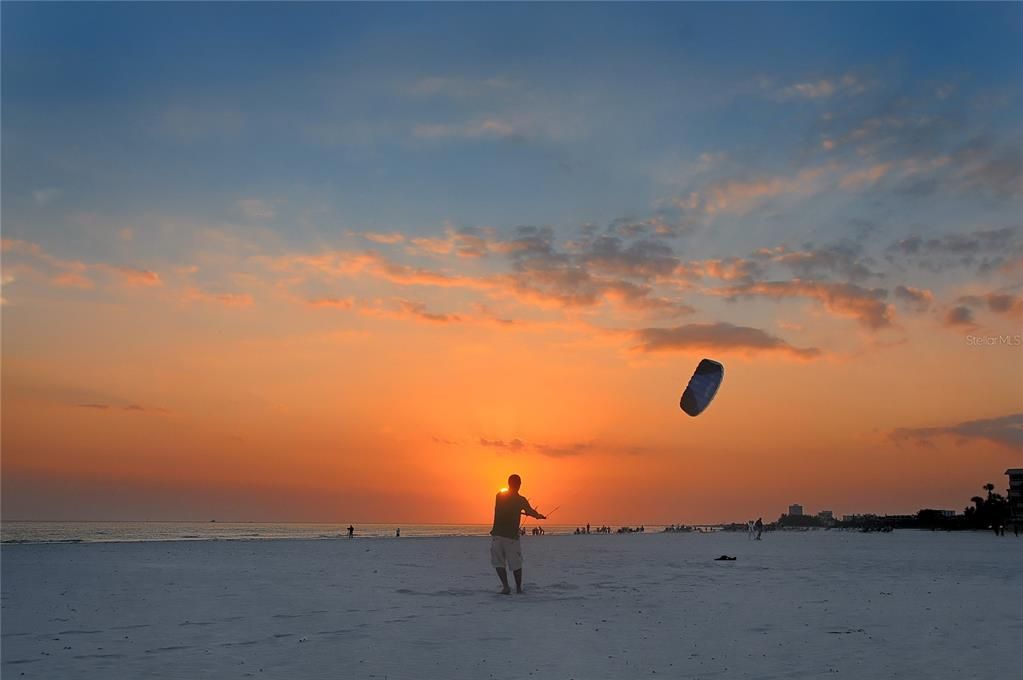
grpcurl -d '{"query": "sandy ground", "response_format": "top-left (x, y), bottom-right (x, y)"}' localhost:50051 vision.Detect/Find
top-left (2, 530), bottom-right (1020, 679)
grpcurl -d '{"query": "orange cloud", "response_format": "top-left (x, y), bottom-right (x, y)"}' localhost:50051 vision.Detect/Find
top-left (718, 280), bottom-right (894, 330)
top-left (102, 265), bottom-right (162, 287)
top-left (631, 322), bottom-right (821, 359)
top-left (699, 166), bottom-right (832, 215)
top-left (52, 272), bottom-right (94, 289)
top-left (894, 285), bottom-right (934, 312)
top-left (362, 232), bottom-right (405, 244)
top-left (3, 238), bottom-right (160, 290)
top-left (183, 288), bottom-right (253, 308)
top-left (306, 297), bottom-right (355, 310)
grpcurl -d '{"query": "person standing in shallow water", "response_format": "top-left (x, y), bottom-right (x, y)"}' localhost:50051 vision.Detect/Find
top-left (490, 474), bottom-right (546, 594)
top-left (347, 525), bottom-right (354, 539)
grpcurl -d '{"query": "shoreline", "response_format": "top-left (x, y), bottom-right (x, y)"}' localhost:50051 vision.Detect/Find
top-left (2, 525), bottom-right (1016, 547)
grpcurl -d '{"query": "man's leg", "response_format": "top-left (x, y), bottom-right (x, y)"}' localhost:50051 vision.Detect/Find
top-left (495, 568), bottom-right (511, 594)
top-left (513, 568), bottom-right (523, 593)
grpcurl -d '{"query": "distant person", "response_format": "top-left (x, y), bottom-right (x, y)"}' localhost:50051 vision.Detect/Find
top-left (754, 517), bottom-right (763, 540)
top-left (396, 528), bottom-right (400, 538)
top-left (347, 525), bottom-right (354, 539)
top-left (586, 523), bottom-right (590, 534)
top-left (490, 474), bottom-right (546, 594)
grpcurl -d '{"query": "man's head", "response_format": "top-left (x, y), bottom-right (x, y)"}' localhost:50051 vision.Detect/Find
top-left (507, 474), bottom-right (522, 491)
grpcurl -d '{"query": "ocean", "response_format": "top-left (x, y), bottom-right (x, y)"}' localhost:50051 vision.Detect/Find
top-left (0, 521), bottom-right (665, 544)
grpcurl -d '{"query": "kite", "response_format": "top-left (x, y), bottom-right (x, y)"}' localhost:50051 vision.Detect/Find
top-left (680, 358), bottom-right (724, 417)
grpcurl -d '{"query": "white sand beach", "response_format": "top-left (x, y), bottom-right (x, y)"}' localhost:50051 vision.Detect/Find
top-left (3, 530), bottom-right (1020, 679)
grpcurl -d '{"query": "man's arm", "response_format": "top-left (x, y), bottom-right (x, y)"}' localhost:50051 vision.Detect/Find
top-left (521, 497), bottom-right (546, 520)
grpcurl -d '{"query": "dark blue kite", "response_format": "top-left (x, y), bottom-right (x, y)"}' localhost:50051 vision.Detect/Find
top-left (680, 359), bottom-right (724, 417)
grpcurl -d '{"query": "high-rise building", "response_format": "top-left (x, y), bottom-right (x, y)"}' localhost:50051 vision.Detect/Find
top-left (1007, 469), bottom-right (1023, 528)
top-left (788, 504), bottom-right (803, 516)
top-left (817, 510), bottom-right (833, 522)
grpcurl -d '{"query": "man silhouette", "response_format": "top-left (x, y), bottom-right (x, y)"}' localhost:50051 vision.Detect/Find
top-left (490, 474), bottom-right (545, 594)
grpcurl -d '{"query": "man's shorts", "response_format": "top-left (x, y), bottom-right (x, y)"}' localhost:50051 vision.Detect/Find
top-left (490, 536), bottom-right (523, 570)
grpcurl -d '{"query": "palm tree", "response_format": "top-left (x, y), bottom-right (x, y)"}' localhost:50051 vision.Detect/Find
top-left (984, 483), bottom-right (996, 500)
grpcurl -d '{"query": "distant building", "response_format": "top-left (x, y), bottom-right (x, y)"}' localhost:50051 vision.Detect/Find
top-left (817, 510), bottom-right (833, 522)
top-left (788, 504), bottom-right (803, 517)
top-left (1007, 469), bottom-right (1023, 527)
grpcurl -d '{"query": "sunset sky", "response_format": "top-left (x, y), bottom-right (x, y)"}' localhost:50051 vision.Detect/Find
top-left (2, 3), bottom-right (1021, 524)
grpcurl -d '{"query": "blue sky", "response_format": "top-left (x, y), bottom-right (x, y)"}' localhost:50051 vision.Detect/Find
top-left (4, 3), bottom-right (1020, 257)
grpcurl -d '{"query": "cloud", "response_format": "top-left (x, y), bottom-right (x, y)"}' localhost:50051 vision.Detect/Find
top-left (694, 165), bottom-right (833, 216)
top-left (774, 73), bottom-right (868, 100)
top-left (362, 253), bottom-right (489, 289)
top-left (397, 300), bottom-right (461, 323)
top-left (237, 198), bottom-right (277, 221)
top-left (355, 299), bottom-right (526, 328)
top-left (503, 259), bottom-right (691, 316)
top-left (414, 119), bottom-right (519, 141)
top-left (985, 293), bottom-right (1023, 318)
top-left (887, 226), bottom-right (1021, 274)
top-left (718, 280), bottom-right (893, 330)
top-left (76, 403), bottom-right (168, 414)
top-left (33, 187), bottom-right (60, 205)
top-left (361, 232), bottom-right (406, 245)
top-left (306, 297), bottom-right (354, 310)
top-left (839, 162), bottom-right (892, 189)
top-left (889, 226), bottom-right (1017, 258)
top-left (101, 266), bottom-right (162, 287)
top-left (183, 288), bottom-right (253, 308)
top-left (0, 273), bottom-right (13, 305)
top-left (480, 437), bottom-right (527, 451)
top-left (957, 292), bottom-right (1023, 320)
top-left (890, 413), bottom-right (1023, 451)
top-left (405, 75), bottom-right (515, 98)
top-left (479, 437), bottom-right (595, 458)
top-left (408, 225), bottom-right (495, 258)
top-left (686, 257), bottom-right (764, 284)
top-left (632, 322), bottom-right (821, 359)
top-left (2, 238), bottom-right (161, 290)
top-left (260, 249), bottom-right (487, 289)
top-left (894, 285), bottom-right (934, 312)
top-left (760, 244), bottom-right (878, 281)
top-left (944, 305), bottom-right (975, 327)
top-left (497, 227), bottom-right (693, 316)
top-left (949, 138), bottom-right (1023, 199)
top-left (52, 272), bottom-right (94, 289)
top-left (266, 229), bottom-right (695, 318)
top-left (579, 237), bottom-right (680, 280)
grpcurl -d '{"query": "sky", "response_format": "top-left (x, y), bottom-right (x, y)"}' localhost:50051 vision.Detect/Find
top-left (2, 3), bottom-right (1022, 525)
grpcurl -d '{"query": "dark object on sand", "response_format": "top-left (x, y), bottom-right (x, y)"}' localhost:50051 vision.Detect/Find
top-left (680, 359), bottom-right (724, 417)
top-left (714, 555), bottom-right (737, 561)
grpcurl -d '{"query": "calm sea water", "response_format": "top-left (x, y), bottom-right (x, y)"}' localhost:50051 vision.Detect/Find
top-left (0, 522), bottom-right (670, 544)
